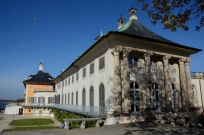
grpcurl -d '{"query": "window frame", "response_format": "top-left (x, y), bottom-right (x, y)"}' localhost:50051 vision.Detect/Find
top-left (99, 57), bottom-right (105, 70)
top-left (90, 63), bottom-right (94, 74)
top-left (83, 68), bottom-right (86, 77)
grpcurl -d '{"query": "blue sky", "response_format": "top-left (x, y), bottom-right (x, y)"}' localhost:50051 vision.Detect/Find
top-left (0, 0), bottom-right (204, 100)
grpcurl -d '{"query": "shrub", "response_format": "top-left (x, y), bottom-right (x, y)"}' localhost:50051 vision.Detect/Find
top-left (52, 108), bottom-right (95, 127)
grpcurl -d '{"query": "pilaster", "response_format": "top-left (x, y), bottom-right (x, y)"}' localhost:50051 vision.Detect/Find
top-left (185, 58), bottom-right (193, 107)
top-left (144, 51), bottom-right (153, 108)
top-left (163, 55), bottom-right (172, 111)
top-left (122, 47), bottom-right (132, 113)
top-left (178, 58), bottom-right (187, 111)
top-left (112, 46), bottom-right (123, 113)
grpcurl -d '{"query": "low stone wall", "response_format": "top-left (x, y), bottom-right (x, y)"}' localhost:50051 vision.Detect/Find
top-left (104, 115), bottom-right (145, 125)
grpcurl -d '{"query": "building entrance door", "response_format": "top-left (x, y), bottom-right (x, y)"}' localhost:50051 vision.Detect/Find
top-left (130, 82), bottom-right (140, 114)
top-left (38, 97), bottom-right (45, 106)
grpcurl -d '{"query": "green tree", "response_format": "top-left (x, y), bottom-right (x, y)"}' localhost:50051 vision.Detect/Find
top-left (136, 0), bottom-right (204, 31)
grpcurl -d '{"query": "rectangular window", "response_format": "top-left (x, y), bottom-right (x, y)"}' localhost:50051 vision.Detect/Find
top-left (76, 73), bottom-right (78, 81)
top-left (38, 97), bottom-right (45, 104)
top-left (90, 63), bottom-right (94, 74)
top-left (65, 79), bottom-right (67, 86)
top-left (62, 81), bottom-right (64, 87)
top-left (29, 97), bottom-right (35, 103)
top-left (76, 91), bottom-right (78, 105)
top-left (68, 78), bottom-right (70, 84)
top-left (83, 68), bottom-right (86, 77)
top-left (72, 75), bottom-right (74, 83)
top-left (71, 92), bottom-right (73, 105)
top-left (48, 97), bottom-right (54, 104)
top-left (99, 57), bottom-right (105, 69)
top-left (128, 57), bottom-right (138, 67)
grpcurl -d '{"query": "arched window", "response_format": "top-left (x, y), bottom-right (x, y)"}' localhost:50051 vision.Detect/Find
top-left (68, 93), bottom-right (70, 105)
top-left (99, 83), bottom-right (105, 114)
top-left (82, 88), bottom-right (86, 105)
top-left (71, 92), bottom-right (73, 105)
top-left (90, 86), bottom-right (94, 106)
top-left (90, 86), bottom-right (94, 113)
top-left (76, 91), bottom-right (78, 105)
top-left (130, 82), bottom-right (140, 114)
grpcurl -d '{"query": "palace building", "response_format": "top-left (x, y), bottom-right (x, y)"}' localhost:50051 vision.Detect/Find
top-left (22, 61), bottom-right (56, 116)
top-left (53, 6), bottom-right (202, 124)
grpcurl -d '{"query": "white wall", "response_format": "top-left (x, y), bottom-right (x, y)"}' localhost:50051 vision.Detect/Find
top-left (34, 92), bottom-right (56, 104)
top-left (191, 78), bottom-right (204, 108)
top-left (55, 44), bottom-right (115, 109)
top-left (5, 106), bottom-right (22, 114)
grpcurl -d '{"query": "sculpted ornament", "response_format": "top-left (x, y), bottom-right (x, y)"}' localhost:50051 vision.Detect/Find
top-left (123, 47), bottom-right (132, 56)
top-left (111, 45), bottom-right (123, 55)
top-left (178, 58), bottom-right (186, 63)
top-left (163, 55), bottom-right (171, 63)
top-left (144, 51), bottom-right (153, 58)
top-left (186, 58), bottom-right (191, 63)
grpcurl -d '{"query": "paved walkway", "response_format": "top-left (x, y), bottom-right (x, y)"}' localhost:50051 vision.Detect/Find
top-left (1, 122), bottom-right (204, 135)
top-left (1, 115), bottom-right (204, 135)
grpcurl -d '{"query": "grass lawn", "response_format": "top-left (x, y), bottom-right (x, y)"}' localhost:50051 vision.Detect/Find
top-left (9, 118), bottom-right (54, 126)
top-left (3, 126), bottom-right (60, 132)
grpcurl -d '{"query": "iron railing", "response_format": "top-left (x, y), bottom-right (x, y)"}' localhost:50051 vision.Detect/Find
top-left (54, 104), bottom-right (107, 118)
top-left (191, 71), bottom-right (196, 77)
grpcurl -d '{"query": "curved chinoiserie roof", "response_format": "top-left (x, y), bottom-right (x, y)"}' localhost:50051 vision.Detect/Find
top-left (23, 70), bottom-right (54, 87)
top-left (119, 19), bottom-right (181, 46)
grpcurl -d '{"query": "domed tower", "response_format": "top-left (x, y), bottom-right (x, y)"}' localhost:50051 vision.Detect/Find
top-left (128, 5), bottom-right (137, 20)
top-left (118, 15), bottom-right (125, 30)
top-left (39, 60), bottom-right (43, 71)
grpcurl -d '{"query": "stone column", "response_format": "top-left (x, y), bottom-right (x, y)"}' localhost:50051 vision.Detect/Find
top-left (122, 47), bottom-right (132, 113)
top-left (144, 51), bottom-right (153, 108)
top-left (178, 58), bottom-right (187, 111)
top-left (163, 55), bottom-right (172, 112)
top-left (185, 58), bottom-right (193, 107)
top-left (112, 46), bottom-right (122, 113)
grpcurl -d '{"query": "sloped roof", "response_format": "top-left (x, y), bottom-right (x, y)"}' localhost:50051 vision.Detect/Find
top-left (54, 18), bottom-right (202, 82)
top-left (119, 19), bottom-right (182, 46)
top-left (23, 70), bottom-right (54, 86)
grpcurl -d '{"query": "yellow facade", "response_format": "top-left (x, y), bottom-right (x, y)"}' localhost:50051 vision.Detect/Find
top-left (23, 84), bottom-right (53, 114)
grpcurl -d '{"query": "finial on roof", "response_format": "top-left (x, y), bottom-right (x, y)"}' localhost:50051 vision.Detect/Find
top-left (128, 5), bottom-right (137, 20)
top-left (118, 14), bottom-right (125, 30)
top-left (39, 60), bottom-right (43, 71)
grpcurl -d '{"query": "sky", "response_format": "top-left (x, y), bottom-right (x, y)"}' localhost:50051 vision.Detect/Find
top-left (0, 0), bottom-right (204, 100)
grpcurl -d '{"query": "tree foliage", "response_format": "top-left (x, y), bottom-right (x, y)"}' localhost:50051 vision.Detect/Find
top-left (15, 98), bottom-right (25, 103)
top-left (136, 0), bottom-right (204, 31)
